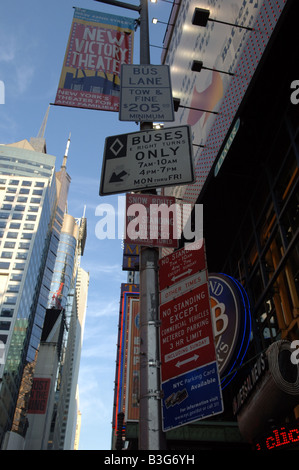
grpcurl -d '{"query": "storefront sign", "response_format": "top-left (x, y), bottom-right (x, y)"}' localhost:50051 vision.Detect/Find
top-left (214, 118), bottom-right (240, 177)
top-left (122, 243), bottom-right (139, 271)
top-left (208, 274), bottom-right (251, 388)
top-left (232, 353), bottom-right (267, 415)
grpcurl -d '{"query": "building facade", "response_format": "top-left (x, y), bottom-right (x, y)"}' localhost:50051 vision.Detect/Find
top-left (0, 139), bottom-right (58, 445)
top-left (160, 0), bottom-right (299, 450)
top-left (0, 136), bottom-right (88, 450)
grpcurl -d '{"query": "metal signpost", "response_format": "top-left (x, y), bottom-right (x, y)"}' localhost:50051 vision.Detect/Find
top-left (158, 240), bottom-right (223, 432)
top-left (119, 64), bottom-right (175, 122)
top-left (96, 0), bottom-right (196, 450)
top-left (99, 125), bottom-right (194, 195)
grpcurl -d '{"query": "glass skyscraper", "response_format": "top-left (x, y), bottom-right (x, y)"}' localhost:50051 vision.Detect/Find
top-left (0, 137), bottom-right (71, 445)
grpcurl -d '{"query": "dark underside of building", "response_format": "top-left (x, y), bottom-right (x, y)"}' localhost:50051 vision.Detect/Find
top-left (192, 0), bottom-right (299, 451)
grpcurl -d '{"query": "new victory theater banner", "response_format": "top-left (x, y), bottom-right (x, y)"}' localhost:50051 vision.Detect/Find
top-left (55, 8), bottom-right (135, 111)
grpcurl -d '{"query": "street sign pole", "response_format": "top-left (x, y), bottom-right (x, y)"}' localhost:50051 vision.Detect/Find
top-left (138, 0), bottom-right (165, 451)
top-left (95, 0), bottom-right (165, 450)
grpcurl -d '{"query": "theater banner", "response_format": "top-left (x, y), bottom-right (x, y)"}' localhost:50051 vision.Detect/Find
top-left (55, 8), bottom-right (135, 111)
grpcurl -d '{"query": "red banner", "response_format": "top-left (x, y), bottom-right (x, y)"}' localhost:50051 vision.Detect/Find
top-left (28, 378), bottom-right (51, 414)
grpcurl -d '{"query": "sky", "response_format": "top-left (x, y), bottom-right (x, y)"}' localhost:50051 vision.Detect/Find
top-left (0, 0), bottom-right (174, 450)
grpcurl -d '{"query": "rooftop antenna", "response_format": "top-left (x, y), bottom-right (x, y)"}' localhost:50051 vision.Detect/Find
top-left (61, 132), bottom-right (71, 169)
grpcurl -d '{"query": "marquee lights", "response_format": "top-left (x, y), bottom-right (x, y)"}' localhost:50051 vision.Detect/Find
top-left (255, 425), bottom-right (299, 451)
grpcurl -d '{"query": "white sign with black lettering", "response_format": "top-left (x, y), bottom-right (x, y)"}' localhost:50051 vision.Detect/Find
top-left (119, 64), bottom-right (175, 122)
top-left (99, 125), bottom-right (194, 195)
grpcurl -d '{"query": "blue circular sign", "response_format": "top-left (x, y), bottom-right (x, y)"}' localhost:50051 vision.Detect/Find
top-left (209, 273), bottom-right (252, 389)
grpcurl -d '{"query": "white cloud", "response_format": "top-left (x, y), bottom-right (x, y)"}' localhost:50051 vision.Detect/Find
top-left (0, 28), bottom-right (17, 63)
top-left (86, 298), bottom-right (119, 318)
top-left (14, 63), bottom-right (35, 94)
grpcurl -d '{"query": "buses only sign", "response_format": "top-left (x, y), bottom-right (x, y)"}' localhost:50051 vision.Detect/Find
top-left (99, 126), bottom-right (194, 195)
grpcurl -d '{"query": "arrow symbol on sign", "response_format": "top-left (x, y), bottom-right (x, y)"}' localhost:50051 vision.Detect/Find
top-left (171, 269), bottom-right (192, 282)
top-left (175, 354), bottom-right (199, 368)
top-left (109, 170), bottom-right (128, 183)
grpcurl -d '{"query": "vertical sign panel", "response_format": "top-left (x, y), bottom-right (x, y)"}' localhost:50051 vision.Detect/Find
top-left (158, 240), bottom-right (223, 431)
top-left (55, 8), bottom-right (135, 111)
top-left (126, 298), bottom-right (140, 421)
top-left (27, 378), bottom-right (51, 414)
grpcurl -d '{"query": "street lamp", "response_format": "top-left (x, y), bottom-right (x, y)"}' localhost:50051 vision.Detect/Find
top-left (191, 60), bottom-right (235, 76)
top-left (152, 18), bottom-right (173, 26)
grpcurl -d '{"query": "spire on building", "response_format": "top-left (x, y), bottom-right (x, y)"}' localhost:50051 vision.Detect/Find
top-left (29, 106), bottom-right (50, 153)
top-left (37, 105), bottom-right (50, 139)
top-left (61, 133), bottom-right (71, 170)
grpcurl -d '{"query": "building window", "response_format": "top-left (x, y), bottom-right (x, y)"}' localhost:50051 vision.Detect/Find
top-left (25, 214), bottom-right (36, 221)
top-left (0, 322), bottom-right (11, 331)
top-left (1, 308), bottom-right (14, 317)
top-left (16, 253), bottom-right (27, 260)
top-left (21, 181), bottom-right (32, 187)
top-left (7, 232), bottom-right (18, 239)
top-left (0, 335), bottom-right (8, 344)
top-left (12, 213), bottom-right (23, 220)
top-left (17, 196), bottom-right (28, 203)
top-left (0, 204), bottom-right (12, 211)
top-left (21, 233), bottom-right (32, 240)
top-left (10, 273), bottom-right (22, 281)
top-left (0, 262), bottom-right (10, 269)
top-left (28, 206), bottom-right (38, 213)
top-left (30, 198), bottom-right (41, 204)
top-left (18, 243), bottom-right (30, 250)
top-left (4, 242), bottom-right (15, 249)
top-left (13, 263), bottom-right (25, 271)
top-left (1, 252), bottom-right (13, 259)
top-left (4, 296), bottom-right (17, 305)
top-left (23, 224), bottom-right (34, 231)
top-left (7, 285), bottom-right (20, 293)
top-left (19, 188), bottom-right (30, 195)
